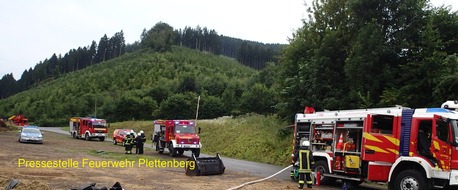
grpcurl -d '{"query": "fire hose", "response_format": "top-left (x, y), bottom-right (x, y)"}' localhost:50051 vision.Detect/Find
top-left (226, 165), bottom-right (292, 190)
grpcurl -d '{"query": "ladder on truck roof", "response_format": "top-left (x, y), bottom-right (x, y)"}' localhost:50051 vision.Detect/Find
top-left (296, 105), bottom-right (409, 123)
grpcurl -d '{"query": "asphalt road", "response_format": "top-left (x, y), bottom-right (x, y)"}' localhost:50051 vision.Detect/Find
top-left (39, 127), bottom-right (387, 190)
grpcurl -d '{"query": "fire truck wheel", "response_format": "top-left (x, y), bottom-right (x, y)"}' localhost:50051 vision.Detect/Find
top-left (99, 137), bottom-right (105, 141)
top-left (113, 139), bottom-right (117, 145)
top-left (394, 169), bottom-right (427, 190)
top-left (178, 149), bottom-right (184, 155)
top-left (72, 132), bottom-right (76, 139)
top-left (85, 134), bottom-right (90, 141)
top-left (312, 160), bottom-right (335, 185)
top-left (169, 145), bottom-right (177, 157)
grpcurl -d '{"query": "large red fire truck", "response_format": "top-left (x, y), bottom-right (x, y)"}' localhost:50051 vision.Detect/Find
top-left (291, 104), bottom-right (458, 190)
top-left (69, 117), bottom-right (108, 141)
top-left (152, 120), bottom-right (201, 157)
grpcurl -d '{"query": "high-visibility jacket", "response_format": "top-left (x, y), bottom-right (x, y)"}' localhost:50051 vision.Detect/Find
top-left (297, 149), bottom-right (314, 173)
top-left (125, 137), bottom-right (134, 145)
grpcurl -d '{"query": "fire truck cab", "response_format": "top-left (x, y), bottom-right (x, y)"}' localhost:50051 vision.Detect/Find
top-left (292, 105), bottom-right (458, 189)
top-left (152, 120), bottom-right (201, 157)
top-left (69, 117), bottom-right (108, 141)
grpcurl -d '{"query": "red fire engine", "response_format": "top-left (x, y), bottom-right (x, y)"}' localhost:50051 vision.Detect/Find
top-left (69, 117), bottom-right (108, 141)
top-left (291, 104), bottom-right (458, 189)
top-left (152, 120), bottom-right (201, 157)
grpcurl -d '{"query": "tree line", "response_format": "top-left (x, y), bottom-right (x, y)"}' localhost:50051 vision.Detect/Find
top-left (272, 0), bottom-right (458, 119)
top-left (1, 24), bottom-right (282, 99)
top-left (138, 22), bottom-right (283, 69)
top-left (0, 31), bottom-right (126, 99)
top-left (173, 26), bottom-right (282, 70)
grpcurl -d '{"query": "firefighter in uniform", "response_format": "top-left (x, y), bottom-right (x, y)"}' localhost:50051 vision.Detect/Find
top-left (294, 140), bottom-right (314, 189)
top-left (135, 131), bottom-right (146, 154)
top-left (135, 132), bottom-right (142, 154)
top-left (140, 131), bottom-right (146, 153)
top-left (124, 134), bottom-right (134, 154)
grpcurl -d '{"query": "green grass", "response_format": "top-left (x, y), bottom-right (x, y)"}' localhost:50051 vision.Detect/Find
top-left (60, 126), bottom-right (69, 132)
top-left (198, 114), bottom-right (293, 166)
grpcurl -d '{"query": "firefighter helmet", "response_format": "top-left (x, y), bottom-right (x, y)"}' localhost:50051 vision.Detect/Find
top-left (140, 130), bottom-right (144, 134)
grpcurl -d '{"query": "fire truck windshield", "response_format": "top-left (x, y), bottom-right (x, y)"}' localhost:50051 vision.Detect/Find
top-left (175, 125), bottom-right (196, 134)
top-left (92, 121), bottom-right (107, 128)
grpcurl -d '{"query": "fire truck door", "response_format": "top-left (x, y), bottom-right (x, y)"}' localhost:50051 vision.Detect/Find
top-left (165, 125), bottom-right (173, 142)
top-left (362, 114), bottom-right (399, 163)
top-left (432, 116), bottom-right (452, 171)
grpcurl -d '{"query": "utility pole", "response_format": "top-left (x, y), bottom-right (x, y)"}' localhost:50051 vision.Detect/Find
top-left (195, 96), bottom-right (201, 125)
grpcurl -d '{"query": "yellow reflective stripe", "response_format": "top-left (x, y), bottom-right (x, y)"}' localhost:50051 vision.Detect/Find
top-left (387, 148), bottom-right (399, 155)
top-left (433, 141), bottom-right (440, 150)
top-left (298, 169), bottom-right (311, 173)
top-left (384, 135), bottom-right (399, 146)
top-left (299, 150), bottom-right (302, 170)
top-left (363, 132), bottom-right (382, 143)
top-left (306, 150), bottom-right (310, 169)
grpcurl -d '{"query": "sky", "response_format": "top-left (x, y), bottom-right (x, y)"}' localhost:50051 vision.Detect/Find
top-left (1, 0), bottom-right (457, 80)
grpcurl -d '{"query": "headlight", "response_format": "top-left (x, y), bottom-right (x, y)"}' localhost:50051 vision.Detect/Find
top-left (38, 135), bottom-right (43, 138)
top-left (21, 134), bottom-right (27, 137)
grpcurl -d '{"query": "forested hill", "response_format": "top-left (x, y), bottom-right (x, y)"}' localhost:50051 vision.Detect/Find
top-left (0, 46), bottom-right (273, 126)
top-left (4, 1), bottom-right (457, 126)
top-left (0, 24), bottom-right (283, 100)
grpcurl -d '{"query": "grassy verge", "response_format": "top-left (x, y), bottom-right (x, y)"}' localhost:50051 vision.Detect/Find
top-left (198, 114), bottom-right (293, 166)
top-left (60, 126), bottom-right (69, 132)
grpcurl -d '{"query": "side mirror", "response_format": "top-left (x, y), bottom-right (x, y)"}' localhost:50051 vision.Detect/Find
top-left (198, 127), bottom-right (201, 134)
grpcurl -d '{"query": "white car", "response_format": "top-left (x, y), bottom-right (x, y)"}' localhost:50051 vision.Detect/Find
top-left (18, 128), bottom-right (43, 144)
